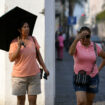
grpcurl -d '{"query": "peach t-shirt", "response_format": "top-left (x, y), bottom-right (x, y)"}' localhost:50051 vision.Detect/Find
top-left (9, 36), bottom-right (40, 77)
top-left (73, 41), bottom-right (102, 78)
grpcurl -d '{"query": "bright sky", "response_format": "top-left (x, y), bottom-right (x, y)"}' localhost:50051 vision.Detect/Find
top-left (73, 4), bottom-right (84, 21)
top-left (73, 4), bottom-right (85, 34)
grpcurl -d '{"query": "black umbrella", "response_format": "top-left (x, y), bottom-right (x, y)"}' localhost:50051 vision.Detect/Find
top-left (0, 6), bottom-right (37, 51)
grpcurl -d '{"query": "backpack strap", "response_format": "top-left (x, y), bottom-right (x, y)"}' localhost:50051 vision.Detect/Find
top-left (90, 42), bottom-right (97, 74)
top-left (31, 36), bottom-right (38, 57)
top-left (32, 36), bottom-right (35, 44)
top-left (94, 43), bottom-right (98, 58)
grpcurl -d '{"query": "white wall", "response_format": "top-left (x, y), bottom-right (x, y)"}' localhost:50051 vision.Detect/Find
top-left (0, 0), bottom-right (5, 16)
top-left (0, 0), bottom-right (55, 105)
top-left (0, 1), bottom-right (6, 105)
top-left (0, 50), bottom-right (6, 105)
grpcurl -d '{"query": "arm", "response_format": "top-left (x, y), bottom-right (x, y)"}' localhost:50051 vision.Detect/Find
top-left (98, 50), bottom-right (105, 59)
top-left (98, 50), bottom-right (105, 71)
top-left (9, 37), bottom-right (22, 62)
top-left (32, 36), bottom-right (49, 76)
top-left (69, 32), bottom-right (85, 56)
top-left (69, 38), bottom-right (79, 56)
top-left (98, 59), bottom-right (105, 72)
top-left (9, 46), bottom-right (20, 62)
top-left (36, 50), bottom-right (49, 76)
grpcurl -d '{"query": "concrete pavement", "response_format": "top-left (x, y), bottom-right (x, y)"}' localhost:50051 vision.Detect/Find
top-left (55, 49), bottom-right (105, 105)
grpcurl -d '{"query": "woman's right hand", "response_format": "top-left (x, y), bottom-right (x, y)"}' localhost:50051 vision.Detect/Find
top-left (17, 37), bottom-right (22, 48)
top-left (9, 37), bottom-right (22, 62)
top-left (76, 32), bottom-right (85, 41)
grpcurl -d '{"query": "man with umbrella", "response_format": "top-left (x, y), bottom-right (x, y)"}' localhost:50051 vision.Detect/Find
top-left (0, 7), bottom-right (49, 105)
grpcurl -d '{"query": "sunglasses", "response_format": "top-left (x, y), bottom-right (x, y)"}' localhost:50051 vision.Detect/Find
top-left (82, 34), bottom-right (90, 39)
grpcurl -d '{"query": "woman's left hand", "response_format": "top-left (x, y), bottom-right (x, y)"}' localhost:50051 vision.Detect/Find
top-left (44, 69), bottom-right (50, 76)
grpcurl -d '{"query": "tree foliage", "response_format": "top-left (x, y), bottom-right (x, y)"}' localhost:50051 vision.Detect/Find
top-left (96, 10), bottom-right (105, 22)
top-left (68, 0), bottom-right (87, 16)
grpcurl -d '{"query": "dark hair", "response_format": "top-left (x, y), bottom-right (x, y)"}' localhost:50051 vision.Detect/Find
top-left (17, 20), bottom-right (29, 30)
top-left (16, 20), bottom-right (30, 36)
top-left (79, 26), bottom-right (91, 34)
top-left (59, 32), bottom-right (62, 36)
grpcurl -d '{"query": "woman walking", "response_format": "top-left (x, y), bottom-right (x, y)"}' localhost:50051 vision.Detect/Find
top-left (9, 21), bottom-right (49, 105)
top-left (69, 26), bottom-right (105, 105)
top-left (57, 33), bottom-right (64, 60)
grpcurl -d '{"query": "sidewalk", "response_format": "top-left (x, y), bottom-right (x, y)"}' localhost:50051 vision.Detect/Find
top-left (55, 49), bottom-right (105, 105)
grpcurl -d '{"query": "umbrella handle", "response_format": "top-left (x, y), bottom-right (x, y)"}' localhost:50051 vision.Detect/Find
top-left (21, 42), bottom-right (26, 47)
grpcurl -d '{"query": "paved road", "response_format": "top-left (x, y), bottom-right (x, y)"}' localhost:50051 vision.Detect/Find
top-left (55, 49), bottom-right (105, 105)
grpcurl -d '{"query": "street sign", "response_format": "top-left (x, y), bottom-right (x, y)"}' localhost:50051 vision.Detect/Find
top-left (68, 16), bottom-right (77, 25)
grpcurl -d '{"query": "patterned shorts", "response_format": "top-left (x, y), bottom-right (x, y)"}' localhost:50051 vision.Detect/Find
top-left (12, 73), bottom-right (41, 96)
